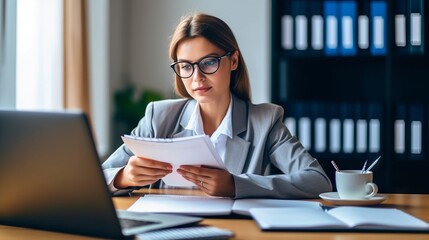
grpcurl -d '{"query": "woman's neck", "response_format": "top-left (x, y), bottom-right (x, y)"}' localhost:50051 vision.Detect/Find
top-left (199, 95), bottom-right (231, 136)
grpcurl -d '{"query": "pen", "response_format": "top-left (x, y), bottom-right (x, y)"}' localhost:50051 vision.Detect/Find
top-left (331, 160), bottom-right (340, 172)
top-left (360, 160), bottom-right (368, 174)
top-left (365, 156), bottom-right (381, 173)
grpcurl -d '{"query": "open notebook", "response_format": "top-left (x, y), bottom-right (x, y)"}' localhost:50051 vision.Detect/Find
top-left (127, 194), bottom-right (322, 216)
top-left (250, 206), bottom-right (429, 232)
top-left (128, 194), bottom-right (429, 232)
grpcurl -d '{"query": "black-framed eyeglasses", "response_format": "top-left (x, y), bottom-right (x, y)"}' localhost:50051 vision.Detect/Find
top-left (170, 51), bottom-right (233, 79)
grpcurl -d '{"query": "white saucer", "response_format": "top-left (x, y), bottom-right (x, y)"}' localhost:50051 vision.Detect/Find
top-left (319, 192), bottom-right (387, 206)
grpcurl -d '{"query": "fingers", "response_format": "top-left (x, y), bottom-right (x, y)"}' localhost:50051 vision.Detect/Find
top-left (177, 165), bottom-right (210, 180)
top-left (123, 174), bottom-right (161, 187)
top-left (177, 166), bottom-right (236, 197)
top-left (131, 156), bottom-right (172, 171)
top-left (178, 165), bottom-right (220, 176)
top-left (114, 167), bottom-right (159, 188)
top-left (119, 156), bottom-right (173, 187)
top-left (177, 166), bottom-right (214, 188)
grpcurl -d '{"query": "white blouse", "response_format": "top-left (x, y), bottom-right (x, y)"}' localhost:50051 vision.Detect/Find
top-left (184, 98), bottom-right (233, 162)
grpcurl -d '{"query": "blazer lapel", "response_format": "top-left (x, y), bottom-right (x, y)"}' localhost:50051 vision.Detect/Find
top-left (224, 95), bottom-right (250, 174)
top-left (224, 137), bottom-right (250, 174)
top-left (172, 99), bottom-right (196, 138)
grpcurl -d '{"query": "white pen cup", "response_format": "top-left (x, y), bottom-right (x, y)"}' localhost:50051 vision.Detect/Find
top-left (335, 170), bottom-right (378, 200)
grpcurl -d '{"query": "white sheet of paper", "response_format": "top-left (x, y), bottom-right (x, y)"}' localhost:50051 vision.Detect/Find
top-left (231, 198), bottom-right (322, 216)
top-left (122, 135), bottom-right (225, 187)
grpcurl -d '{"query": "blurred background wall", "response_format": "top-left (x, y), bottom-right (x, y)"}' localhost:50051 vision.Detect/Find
top-left (0, 0), bottom-right (271, 159)
top-left (105, 0), bottom-right (271, 156)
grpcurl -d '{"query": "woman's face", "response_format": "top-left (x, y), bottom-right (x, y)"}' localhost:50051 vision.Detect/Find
top-left (175, 36), bottom-right (238, 104)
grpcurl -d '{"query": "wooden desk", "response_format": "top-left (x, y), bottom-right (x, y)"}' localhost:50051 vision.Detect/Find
top-left (1, 190), bottom-right (429, 239)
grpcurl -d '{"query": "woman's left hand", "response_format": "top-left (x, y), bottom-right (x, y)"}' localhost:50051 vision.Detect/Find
top-left (177, 165), bottom-right (235, 197)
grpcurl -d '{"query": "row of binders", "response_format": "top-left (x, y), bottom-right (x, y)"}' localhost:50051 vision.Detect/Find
top-left (394, 103), bottom-right (426, 161)
top-left (280, 0), bottom-right (425, 56)
top-left (283, 101), bottom-right (427, 161)
top-left (283, 101), bottom-right (383, 159)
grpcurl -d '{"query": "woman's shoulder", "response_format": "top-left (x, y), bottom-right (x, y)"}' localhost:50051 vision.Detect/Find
top-left (242, 101), bottom-right (285, 126)
top-left (248, 101), bottom-right (284, 115)
top-left (232, 95), bottom-right (284, 122)
top-left (242, 102), bottom-right (286, 133)
top-left (146, 98), bottom-right (194, 118)
top-left (140, 98), bottom-right (191, 123)
top-left (150, 98), bottom-right (190, 107)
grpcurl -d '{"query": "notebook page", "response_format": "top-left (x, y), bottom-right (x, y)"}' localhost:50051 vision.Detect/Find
top-left (250, 207), bottom-right (348, 230)
top-left (127, 194), bottom-right (234, 216)
top-left (328, 207), bottom-right (429, 230)
top-left (232, 198), bottom-right (322, 216)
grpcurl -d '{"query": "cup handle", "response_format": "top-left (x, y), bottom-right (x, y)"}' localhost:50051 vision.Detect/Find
top-left (365, 183), bottom-right (378, 198)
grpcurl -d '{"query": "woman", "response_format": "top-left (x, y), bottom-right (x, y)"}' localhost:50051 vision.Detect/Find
top-left (102, 13), bottom-right (332, 198)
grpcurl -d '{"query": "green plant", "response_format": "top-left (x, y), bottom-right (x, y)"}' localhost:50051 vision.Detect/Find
top-left (113, 83), bottom-right (163, 135)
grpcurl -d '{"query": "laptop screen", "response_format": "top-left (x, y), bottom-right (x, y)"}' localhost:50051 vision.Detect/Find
top-left (0, 110), bottom-right (125, 238)
top-left (0, 110), bottom-right (202, 238)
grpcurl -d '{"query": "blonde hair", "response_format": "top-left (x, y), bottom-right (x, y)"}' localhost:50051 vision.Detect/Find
top-left (169, 13), bottom-right (251, 102)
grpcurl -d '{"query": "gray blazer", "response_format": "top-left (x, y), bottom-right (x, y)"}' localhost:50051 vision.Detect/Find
top-left (102, 95), bottom-right (332, 198)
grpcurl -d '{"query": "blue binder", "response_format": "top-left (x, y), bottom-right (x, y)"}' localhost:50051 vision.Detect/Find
top-left (370, 0), bottom-right (387, 55)
top-left (324, 1), bottom-right (339, 56)
top-left (339, 1), bottom-right (357, 56)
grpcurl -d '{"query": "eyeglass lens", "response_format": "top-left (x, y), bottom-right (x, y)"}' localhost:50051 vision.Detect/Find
top-left (174, 56), bottom-right (220, 78)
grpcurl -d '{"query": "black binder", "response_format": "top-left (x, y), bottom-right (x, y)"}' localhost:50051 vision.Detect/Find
top-left (355, 102), bottom-right (369, 160)
top-left (291, 0), bottom-right (309, 55)
top-left (367, 103), bottom-right (382, 156)
top-left (408, 104), bottom-right (424, 160)
top-left (311, 101), bottom-right (328, 157)
top-left (357, 0), bottom-right (371, 55)
top-left (393, 0), bottom-right (410, 55)
top-left (394, 103), bottom-right (407, 160)
top-left (408, 0), bottom-right (424, 54)
top-left (281, 0), bottom-right (294, 53)
top-left (308, 0), bottom-right (324, 56)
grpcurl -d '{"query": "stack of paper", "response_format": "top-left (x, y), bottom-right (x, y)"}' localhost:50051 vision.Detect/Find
top-left (122, 135), bottom-right (225, 187)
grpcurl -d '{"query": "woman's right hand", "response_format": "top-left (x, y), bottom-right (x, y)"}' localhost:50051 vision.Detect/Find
top-left (113, 156), bottom-right (172, 189)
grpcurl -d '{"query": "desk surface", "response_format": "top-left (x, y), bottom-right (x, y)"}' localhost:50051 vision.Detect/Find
top-left (1, 189), bottom-right (429, 240)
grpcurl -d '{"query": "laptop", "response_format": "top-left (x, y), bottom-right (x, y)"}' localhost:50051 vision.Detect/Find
top-left (0, 110), bottom-right (202, 239)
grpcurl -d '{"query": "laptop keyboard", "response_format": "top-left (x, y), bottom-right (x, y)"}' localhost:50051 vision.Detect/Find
top-left (119, 218), bottom-right (158, 229)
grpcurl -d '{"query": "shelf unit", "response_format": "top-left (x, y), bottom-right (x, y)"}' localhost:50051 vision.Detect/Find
top-left (271, 0), bottom-right (428, 193)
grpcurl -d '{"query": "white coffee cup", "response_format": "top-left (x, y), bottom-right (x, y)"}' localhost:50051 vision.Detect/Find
top-left (335, 170), bottom-right (378, 200)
